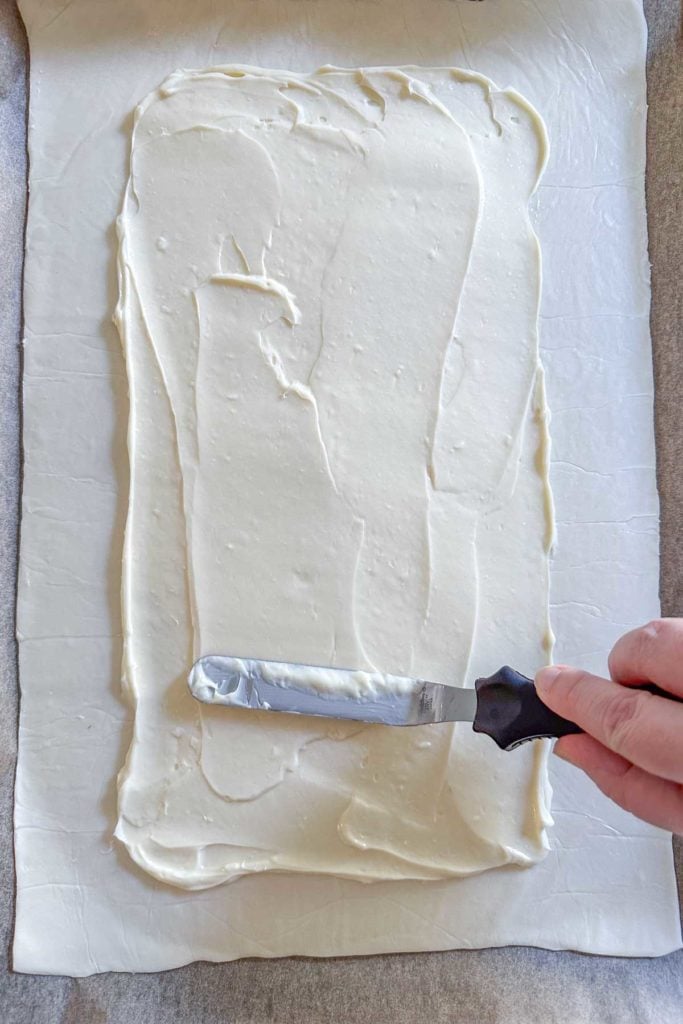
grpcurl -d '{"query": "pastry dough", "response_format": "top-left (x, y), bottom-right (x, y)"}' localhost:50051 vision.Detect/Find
top-left (15, 0), bottom-right (678, 973)
top-left (114, 66), bottom-right (553, 889)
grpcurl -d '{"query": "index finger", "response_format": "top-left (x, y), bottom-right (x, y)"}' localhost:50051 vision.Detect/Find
top-left (535, 665), bottom-right (683, 784)
top-left (608, 619), bottom-right (683, 697)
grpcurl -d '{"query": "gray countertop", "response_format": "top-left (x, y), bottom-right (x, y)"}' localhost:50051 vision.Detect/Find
top-left (1, 1), bottom-right (681, 1020)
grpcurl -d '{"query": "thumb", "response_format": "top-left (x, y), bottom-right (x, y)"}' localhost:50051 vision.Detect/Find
top-left (535, 664), bottom-right (683, 784)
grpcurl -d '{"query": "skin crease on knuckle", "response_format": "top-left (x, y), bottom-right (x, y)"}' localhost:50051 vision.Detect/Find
top-left (608, 617), bottom-right (683, 687)
top-left (597, 688), bottom-right (646, 757)
top-left (620, 619), bottom-right (664, 671)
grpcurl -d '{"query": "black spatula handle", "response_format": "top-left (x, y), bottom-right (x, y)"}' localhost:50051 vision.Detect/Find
top-left (473, 665), bottom-right (680, 752)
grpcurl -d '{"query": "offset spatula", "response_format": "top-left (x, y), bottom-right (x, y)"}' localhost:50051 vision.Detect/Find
top-left (189, 656), bottom-right (680, 751)
top-left (188, 655), bottom-right (584, 751)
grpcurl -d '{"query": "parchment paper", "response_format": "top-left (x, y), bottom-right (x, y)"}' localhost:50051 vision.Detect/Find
top-left (1, 0), bottom-right (682, 1017)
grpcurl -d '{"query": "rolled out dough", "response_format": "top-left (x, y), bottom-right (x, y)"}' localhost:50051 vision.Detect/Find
top-left (115, 66), bottom-right (553, 889)
top-left (13, 0), bottom-right (680, 974)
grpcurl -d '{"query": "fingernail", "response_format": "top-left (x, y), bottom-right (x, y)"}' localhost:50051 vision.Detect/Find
top-left (535, 665), bottom-right (562, 693)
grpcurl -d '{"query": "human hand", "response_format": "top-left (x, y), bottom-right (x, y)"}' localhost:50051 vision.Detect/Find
top-left (535, 618), bottom-right (683, 833)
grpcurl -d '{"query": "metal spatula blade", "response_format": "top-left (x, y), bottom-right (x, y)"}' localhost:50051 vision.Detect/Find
top-left (189, 654), bottom-right (477, 727)
top-left (188, 655), bottom-right (584, 751)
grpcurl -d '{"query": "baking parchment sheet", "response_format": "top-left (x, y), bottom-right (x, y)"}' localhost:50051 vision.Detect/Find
top-left (10, 0), bottom-right (682, 976)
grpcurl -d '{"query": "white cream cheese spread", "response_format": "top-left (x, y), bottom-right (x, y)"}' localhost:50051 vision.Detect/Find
top-left (114, 65), bottom-right (553, 889)
top-left (189, 657), bottom-right (421, 704)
